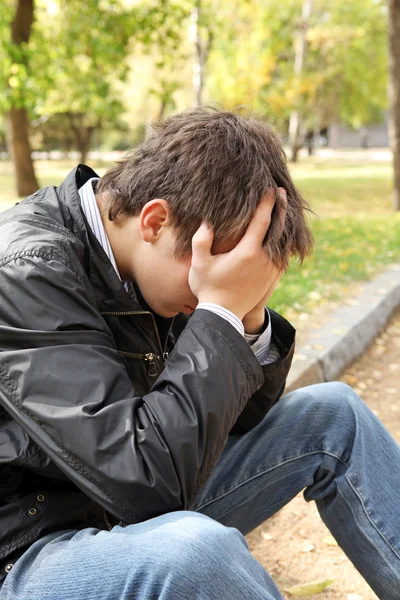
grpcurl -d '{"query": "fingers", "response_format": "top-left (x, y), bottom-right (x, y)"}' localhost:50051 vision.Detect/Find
top-left (191, 222), bottom-right (214, 266)
top-left (276, 187), bottom-right (287, 240)
top-left (237, 188), bottom-right (276, 253)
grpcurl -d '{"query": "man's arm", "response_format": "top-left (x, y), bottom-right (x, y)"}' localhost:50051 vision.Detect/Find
top-left (185, 304), bottom-right (295, 432)
top-left (232, 308), bottom-right (295, 433)
top-left (0, 254), bottom-right (264, 525)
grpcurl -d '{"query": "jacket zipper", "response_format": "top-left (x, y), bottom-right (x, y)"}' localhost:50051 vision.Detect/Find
top-left (117, 351), bottom-right (159, 377)
top-left (100, 310), bottom-right (175, 375)
top-left (162, 317), bottom-right (175, 361)
top-left (101, 310), bottom-right (177, 529)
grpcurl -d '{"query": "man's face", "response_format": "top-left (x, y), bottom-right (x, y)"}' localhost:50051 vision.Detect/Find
top-left (133, 226), bottom-right (235, 318)
top-left (103, 197), bottom-right (238, 319)
top-left (132, 225), bottom-right (199, 318)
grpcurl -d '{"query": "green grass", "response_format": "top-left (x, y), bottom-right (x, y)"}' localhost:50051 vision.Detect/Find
top-left (269, 214), bottom-right (400, 319)
top-left (266, 159), bottom-right (400, 318)
top-left (291, 161), bottom-right (394, 216)
top-left (1, 157), bottom-right (399, 320)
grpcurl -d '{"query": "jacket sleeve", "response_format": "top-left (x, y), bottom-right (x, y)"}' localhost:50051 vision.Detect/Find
top-left (231, 309), bottom-right (296, 433)
top-left (0, 252), bottom-right (264, 524)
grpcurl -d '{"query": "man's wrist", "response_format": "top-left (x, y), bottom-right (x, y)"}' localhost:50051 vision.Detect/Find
top-left (243, 308), bottom-right (268, 334)
top-left (196, 302), bottom-right (245, 336)
top-left (196, 297), bottom-right (244, 321)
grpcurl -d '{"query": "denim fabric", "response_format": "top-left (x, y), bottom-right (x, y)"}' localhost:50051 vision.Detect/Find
top-left (1, 382), bottom-right (399, 600)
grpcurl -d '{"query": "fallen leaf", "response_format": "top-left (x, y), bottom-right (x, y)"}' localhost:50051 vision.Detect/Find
top-left (343, 374), bottom-right (357, 386)
top-left (294, 354), bottom-right (309, 361)
top-left (312, 344), bottom-right (324, 351)
top-left (322, 535), bottom-right (338, 546)
top-left (302, 543), bottom-right (315, 553)
top-left (285, 579), bottom-right (334, 596)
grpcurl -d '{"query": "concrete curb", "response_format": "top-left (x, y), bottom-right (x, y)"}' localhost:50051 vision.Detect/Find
top-left (285, 264), bottom-right (400, 393)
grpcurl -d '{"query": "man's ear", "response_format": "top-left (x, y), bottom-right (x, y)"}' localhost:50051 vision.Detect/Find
top-left (139, 199), bottom-right (171, 243)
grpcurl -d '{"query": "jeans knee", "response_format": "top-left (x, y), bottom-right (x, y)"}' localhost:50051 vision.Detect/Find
top-left (152, 512), bottom-right (246, 579)
top-left (298, 381), bottom-right (363, 418)
top-left (167, 510), bottom-right (243, 556)
top-left (280, 381), bottom-right (365, 451)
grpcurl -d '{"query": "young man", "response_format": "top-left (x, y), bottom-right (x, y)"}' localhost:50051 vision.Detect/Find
top-left (0, 108), bottom-right (399, 600)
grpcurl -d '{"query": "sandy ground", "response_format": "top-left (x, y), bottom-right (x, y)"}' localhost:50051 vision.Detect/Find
top-left (246, 308), bottom-right (400, 599)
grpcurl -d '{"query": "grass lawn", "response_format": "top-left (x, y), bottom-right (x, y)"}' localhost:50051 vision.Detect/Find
top-left (269, 159), bottom-right (400, 319)
top-left (1, 157), bottom-right (399, 320)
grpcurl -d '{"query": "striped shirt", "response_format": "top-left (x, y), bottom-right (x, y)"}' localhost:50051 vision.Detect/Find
top-left (78, 177), bottom-right (279, 365)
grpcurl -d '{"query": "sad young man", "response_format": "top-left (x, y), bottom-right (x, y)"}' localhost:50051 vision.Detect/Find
top-left (0, 108), bottom-right (399, 600)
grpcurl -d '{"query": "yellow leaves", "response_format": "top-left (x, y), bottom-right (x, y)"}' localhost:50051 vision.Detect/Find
top-left (8, 75), bottom-right (19, 88)
top-left (285, 579), bottom-right (335, 596)
top-left (343, 374), bottom-right (357, 387)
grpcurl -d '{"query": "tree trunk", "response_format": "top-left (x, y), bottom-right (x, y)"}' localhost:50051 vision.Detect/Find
top-left (8, 0), bottom-right (39, 197)
top-left (76, 131), bottom-right (93, 164)
top-left (388, 0), bottom-right (400, 211)
top-left (288, 0), bottom-right (313, 162)
top-left (67, 114), bottom-right (95, 164)
top-left (191, 3), bottom-right (202, 106)
top-left (8, 107), bottom-right (39, 196)
top-left (74, 128), bottom-right (94, 164)
top-left (190, 0), bottom-right (213, 107)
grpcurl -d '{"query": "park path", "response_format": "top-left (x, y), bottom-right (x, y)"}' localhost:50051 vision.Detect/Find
top-left (247, 308), bottom-right (400, 600)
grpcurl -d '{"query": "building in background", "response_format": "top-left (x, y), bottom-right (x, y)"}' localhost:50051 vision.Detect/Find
top-left (327, 112), bottom-right (389, 148)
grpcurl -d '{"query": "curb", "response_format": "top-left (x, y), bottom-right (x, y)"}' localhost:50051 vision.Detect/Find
top-left (285, 264), bottom-right (400, 393)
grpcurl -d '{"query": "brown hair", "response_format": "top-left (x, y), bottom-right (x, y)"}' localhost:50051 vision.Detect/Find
top-left (97, 107), bottom-right (313, 269)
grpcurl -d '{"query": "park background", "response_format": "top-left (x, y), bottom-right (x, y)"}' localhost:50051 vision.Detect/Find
top-left (2, 1), bottom-right (400, 598)
top-left (1, 0), bottom-right (400, 326)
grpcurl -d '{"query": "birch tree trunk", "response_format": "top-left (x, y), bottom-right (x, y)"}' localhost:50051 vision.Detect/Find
top-left (190, 0), bottom-right (213, 107)
top-left (288, 0), bottom-right (313, 163)
top-left (388, 0), bottom-right (400, 210)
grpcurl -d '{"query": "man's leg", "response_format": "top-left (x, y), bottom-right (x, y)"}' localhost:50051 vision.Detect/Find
top-left (190, 382), bottom-right (400, 600)
top-left (0, 512), bottom-right (283, 600)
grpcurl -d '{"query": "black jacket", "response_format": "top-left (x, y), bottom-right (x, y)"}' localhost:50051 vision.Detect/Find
top-left (0, 165), bottom-right (295, 581)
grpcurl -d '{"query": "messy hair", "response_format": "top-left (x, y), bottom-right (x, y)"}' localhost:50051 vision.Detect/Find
top-left (97, 107), bottom-right (313, 269)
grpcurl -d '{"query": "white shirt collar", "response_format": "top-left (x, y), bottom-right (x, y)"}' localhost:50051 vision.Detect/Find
top-left (78, 177), bottom-right (123, 282)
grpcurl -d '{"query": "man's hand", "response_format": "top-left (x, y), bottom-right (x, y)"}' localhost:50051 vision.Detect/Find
top-left (242, 188), bottom-right (287, 333)
top-left (188, 188), bottom-right (287, 322)
top-left (242, 273), bottom-right (281, 334)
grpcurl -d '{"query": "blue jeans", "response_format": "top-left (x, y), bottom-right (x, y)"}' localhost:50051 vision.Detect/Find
top-left (1, 382), bottom-right (399, 600)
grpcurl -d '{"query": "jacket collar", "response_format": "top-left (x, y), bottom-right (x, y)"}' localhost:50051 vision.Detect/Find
top-left (57, 165), bottom-right (144, 312)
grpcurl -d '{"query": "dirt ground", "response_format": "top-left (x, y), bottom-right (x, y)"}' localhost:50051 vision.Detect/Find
top-left (247, 308), bottom-right (400, 599)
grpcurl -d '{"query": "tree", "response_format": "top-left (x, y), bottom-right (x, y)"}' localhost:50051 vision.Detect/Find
top-left (33, 0), bottom-right (136, 163)
top-left (190, 0), bottom-right (216, 106)
top-left (288, 0), bottom-right (312, 162)
top-left (35, 0), bottom-right (190, 161)
top-left (207, 0), bottom-right (388, 156)
top-left (3, 0), bottom-right (39, 196)
top-left (147, 1), bottom-right (192, 120)
top-left (388, 0), bottom-right (400, 211)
